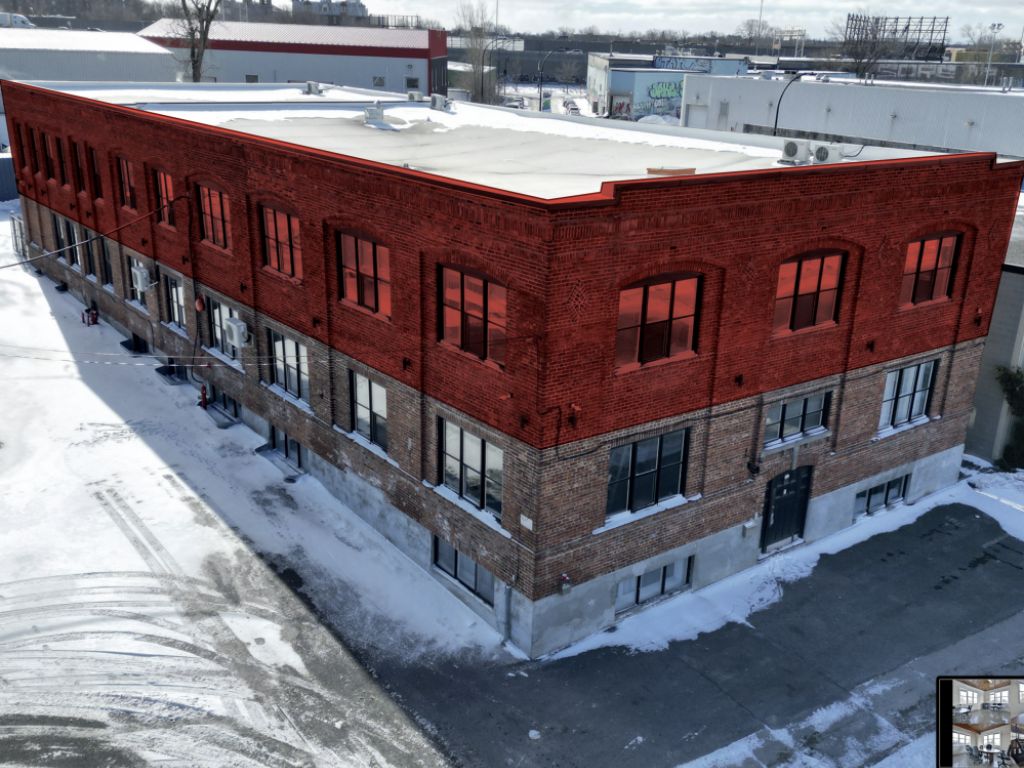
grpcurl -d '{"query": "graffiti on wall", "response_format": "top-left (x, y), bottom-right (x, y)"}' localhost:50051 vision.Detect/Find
top-left (647, 81), bottom-right (681, 99)
top-left (610, 94), bottom-right (632, 118)
top-left (653, 56), bottom-right (712, 72)
top-left (631, 79), bottom-right (682, 119)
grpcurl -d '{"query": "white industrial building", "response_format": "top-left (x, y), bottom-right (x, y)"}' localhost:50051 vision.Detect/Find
top-left (0, 28), bottom-right (178, 148)
top-left (679, 73), bottom-right (1024, 156)
top-left (587, 53), bottom-right (747, 120)
top-left (139, 19), bottom-right (448, 95)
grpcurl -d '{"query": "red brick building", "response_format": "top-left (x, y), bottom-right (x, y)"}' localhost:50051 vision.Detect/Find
top-left (5, 80), bottom-right (1022, 656)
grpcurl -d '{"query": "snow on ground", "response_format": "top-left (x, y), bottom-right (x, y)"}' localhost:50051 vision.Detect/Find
top-left (0, 200), bottom-right (475, 765)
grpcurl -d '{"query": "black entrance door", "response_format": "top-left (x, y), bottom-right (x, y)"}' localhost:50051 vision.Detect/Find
top-left (761, 466), bottom-right (812, 551)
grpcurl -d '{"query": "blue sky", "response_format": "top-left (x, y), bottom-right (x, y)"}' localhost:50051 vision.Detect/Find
top-left (357, 0), bottom-right (1024, 42)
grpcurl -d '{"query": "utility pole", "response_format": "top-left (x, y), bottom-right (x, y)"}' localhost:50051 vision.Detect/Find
top-left (755, 0), bottom-right (764, 56)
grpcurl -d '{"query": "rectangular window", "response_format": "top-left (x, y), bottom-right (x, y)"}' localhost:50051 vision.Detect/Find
top-left (198, 185), bottom-right (231, 249)
top-left (764, 392), bottom-right (830, 446)
top-left (351, 371), bottom-right (388, 451)
top-left (261, 206), bottom-right (302, 278)
top-left (990, 690), bottom-right (1009, 704)
top-left (960, 689), bottom-right (978, 705)
top-left (69, 140), bottom-right (86, 193)
top-left (64, 220), bottom-right (79, 269)
top-left (208, 298), bottom-right (239, 359)
top-left (14, 123), bottom-right (27, 171)
top-left (774, 252), bottom-right (843, 332)
top-left (901, 235), bottom-right (958, 305)
top-left (439, 419), bottom-right (503, 519)
top-left (267, 329), bottom-right (309, 401)
top-left (1020, 682), bottom-right (1024, 703)
top-left (337, 233), bottom-right (391, 318)
top-left (617, 276), bottom-right (700, 366)
top-left (51, 213), bottom-right (66, 253)
top-left (27, 128), bottom-right (39, 175)
top-left (615, 557), bottom-right (694, 613)
top-left (88, 146), bottom-right (103, 199)
top-left (41, 131), bottom-right (55, 179)
top-left (879, 360), bottom-right (936, 430)
top-left (164, 275), bottom-right (185, 328)
top-left (245, 74), bottom-right (259, 83)
top-left (951, 732), bottom-right (969, 746)
top-left (983, 733), bottom-right (1001, 747)
top-left (271, 425), bottom-right (303, 469)
top-left (54, 136), bottom-right (67, 186)
top-left (406, 77), bottom-right (420, 89)
top-left (99, 237), bottom-right (113, 286)
top-left (127, 256), bottom-right (147, 306)
top-left (80, 228), bottom-right (96, 277)
top-left (439, 267), bottom-right (507, 366)
top-left (154, 170), bottom-right (175, 226)
top-left (117, 156), bottom-right (137, 209)
top-left (432, 536), bottom-right (494, 605)
top-left (607, 429), bottom-right (688, 516)
top-left (854, 474), bottom-right (911, 516)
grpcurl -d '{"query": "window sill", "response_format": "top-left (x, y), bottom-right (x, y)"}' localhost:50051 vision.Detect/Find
top-left (162, 321), bottom-right (190, 340)
top-left (615, 349), bottom-right (697, 375)
top-left (873, 415), bottom-right (931, 442)
top-left (198, 239), bottom-right (232, 256)
top-left (102, 283), bottom-right (116, 295)
top-left (594, 493), bottom-right (702, 535)
top-left (426, 481), bottom-right (511, 539)
top-left (763, 427), bottom-right (830, 454)
top-left (438, 341), bottom-right (505, 372)
top-left (202, 345), bottom-right (244, 373)
top-left (260, 265), bottom-right (303, 286)
top-left (85, 274), bottom-right (98, 284)
top-left (126, 299), bottom-right (149, 316)
top-left (771, 320), bottom-right (839, 340)
top-left (333, 424), bottom-right (399, 470)
top-left (157, 221), bottom-right (177, 232)
top-left (897, 296), bottom-right (952, 311)
top-left (263, 381), bottom-right (312, 414)
top-left (338, 298), bottom-right (392, 322)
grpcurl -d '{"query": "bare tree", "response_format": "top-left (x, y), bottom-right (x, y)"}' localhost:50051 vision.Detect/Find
top-left (455, 0), bottom-right (495, 103)
top-left (735, 18), bottom-right (774, 45)
top-left (840, 12), bottom-right (890, 77)
top-left (175, 0), bottom-right (224, 83)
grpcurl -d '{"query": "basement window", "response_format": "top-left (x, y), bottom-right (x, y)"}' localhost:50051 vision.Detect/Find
top-left (615, 556), bottom-right (694, 613)
top-left (854, 474), bottom-right (910, 516)
top-left (433, 536), bottom-right (494, 605)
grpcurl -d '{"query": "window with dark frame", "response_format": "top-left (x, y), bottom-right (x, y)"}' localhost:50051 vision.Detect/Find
top-left (879, 360), bottom-right (935, 431)
top-left (901, 234), bottom-right (958, 305)
top-left (616, 276), bottom-right (699, 366)
top-left (64, 220), bottom-right (79, 269)
top-left (351, 371), bottom-right (388, 451)
top-left (80, 229), bottom-right (96, 277)
top-left (261, 205), bottom-right (302, 278)
top-left (198, 185), bottom-right (231, 249)
top-left (337, 233), bottom-right (391, 318)
top-left (854, 474), bottom-right (910, 516)
top-left (774, 252), bottom-right (843, 332)
top-left (439, 267), bottom-right (507, 366)
top-left (614, 556), bottom-right (694, 613)
top-left (432, 537), bottom-right (495, 605)
top-left (164, 274), bottom-right (185, 328)
top-left (117, 156), bottom-right (136, 209)
top-left (54, 136), bottom-right (67, 186)
top-left (41, 131), bottom-right (55, 180)
top-left (69, 139), bottom-right (85, 193)
top-left (208, 298), bottom-right (239, 359)
top-left (88, 146), bottom-right (103, 199)
top-left (439, 419), bottom-right (503, 519)
top-left (51, 213), bottom-right (67, 254)
top-left (99, 236), bottom-right (113, 286)
top-left (127, 256), bottom-right (147, 306)
top-left (154, 170), bottom-right (175, 226)
top-left (267, 328), bottom-right (309, 402)
top-left (15, 124), bottom-right (27, 171)
top-left (27, 128), bottom-right (39, 175)
top-left (607, 429), bottom-right (688, 516)
top-left (764, 392), bottom-right (830, 445)
top-left (271, 425), bottom-right (303, 469)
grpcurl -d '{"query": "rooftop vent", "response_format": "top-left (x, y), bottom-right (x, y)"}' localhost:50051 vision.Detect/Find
top-left (305, 80), bottom-right (323, 96)
top-left (364, 101), bottom-right (384, 122)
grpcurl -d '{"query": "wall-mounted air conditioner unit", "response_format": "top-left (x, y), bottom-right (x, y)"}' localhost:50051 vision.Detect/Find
top-left (407, 90), bottom-right (423, 101)
top-left (130, 264), bottom-right (152, 293)
top-left (430, 93), bottom-right (450, 111)
top-left (780, 139), bottom-right (811, 164)
top-left (223, 317), bottom-right (249, 349)
top-left (811, 143), bottom-right (841, 164)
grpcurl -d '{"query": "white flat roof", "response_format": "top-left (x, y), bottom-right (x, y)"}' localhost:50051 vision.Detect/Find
top-left (0, 27), bottom-right (172, 54)
top-left (138, 18), bottom-right (432, 49)
top-left (26, 81), bottom-right (947, 201)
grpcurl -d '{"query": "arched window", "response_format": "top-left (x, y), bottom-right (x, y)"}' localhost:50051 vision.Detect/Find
top-left (616, 275), bottom-right (700, 367)
top-left (774, 252), bottom-right (844, 332)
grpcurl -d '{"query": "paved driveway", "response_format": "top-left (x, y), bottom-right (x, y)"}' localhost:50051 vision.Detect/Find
top-left (371, 503), bottom-right (1024, 767)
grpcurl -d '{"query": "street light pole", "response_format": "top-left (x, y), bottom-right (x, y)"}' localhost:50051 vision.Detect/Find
top-left (985, 22), bottom-right (1004, 87)
top-left (480, 36), bottom-right (507, 104)
top-left (537, 49), bottom-right (556, 112)
top-left (755, 0), bottom-right (764, 56)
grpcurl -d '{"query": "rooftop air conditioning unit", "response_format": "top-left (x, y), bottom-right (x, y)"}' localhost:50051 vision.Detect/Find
top-left (130, 264), bottom-right (152, 293)
top-left (780, 138), bottom-right (811, 164)
top-left (811, 142), bottom-right (841, 164)
top-left (223, 317), bottom-right (249, 349)
top-left (305, 81), bottom-right (323, 96)
top-left (364, 102), bottom-right (384, 122)
top-left (430, 93), bottom-right (450, 111)
top-left (407, 90), bottom-right (423, 101)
